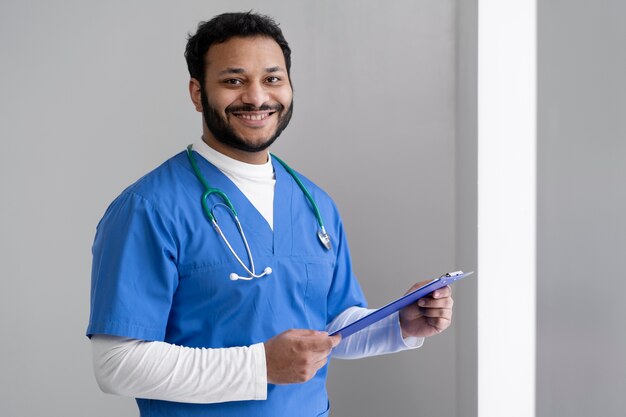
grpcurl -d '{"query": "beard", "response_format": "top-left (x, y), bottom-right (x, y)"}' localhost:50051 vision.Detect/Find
top-left (200, 88), bottom-right (293, 153)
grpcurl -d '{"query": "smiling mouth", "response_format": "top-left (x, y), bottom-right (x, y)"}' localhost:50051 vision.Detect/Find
top-left (233, 111), bottom-right (276, 121)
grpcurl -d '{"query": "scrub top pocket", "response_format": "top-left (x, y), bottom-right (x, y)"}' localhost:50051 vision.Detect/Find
top-left (304, 262), bottom-right (334, 330)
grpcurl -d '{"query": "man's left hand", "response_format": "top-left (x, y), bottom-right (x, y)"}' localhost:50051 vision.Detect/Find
top-left (399, 281), bottom-right (454, 339)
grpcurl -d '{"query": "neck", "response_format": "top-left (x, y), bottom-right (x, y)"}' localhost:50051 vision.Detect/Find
top-left (201, 132), bottom-right (269, 165)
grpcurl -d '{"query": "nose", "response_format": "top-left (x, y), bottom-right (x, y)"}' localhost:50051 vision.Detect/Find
top-left (241, 82), bottom-right (270, 108)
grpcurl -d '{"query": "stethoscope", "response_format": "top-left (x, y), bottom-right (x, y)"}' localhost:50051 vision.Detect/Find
top-left (186, 144), bottom-right (331, 281)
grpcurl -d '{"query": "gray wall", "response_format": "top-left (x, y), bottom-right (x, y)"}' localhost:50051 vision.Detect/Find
top-left (0, 1), bottom-right (457, 416)
top-left (537, 1), bottom-right (626, 416)
top-left (454, 1), bottom-right (478, 417)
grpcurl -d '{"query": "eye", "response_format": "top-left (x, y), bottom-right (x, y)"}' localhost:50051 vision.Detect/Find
top-left (266, 76), bottom-right (281, 84)
top-left (223, 79), bottom-right (243, 86)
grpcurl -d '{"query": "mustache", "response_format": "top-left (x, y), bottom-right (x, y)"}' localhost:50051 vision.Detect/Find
top-left (225, 103), bottom-right (284, 113)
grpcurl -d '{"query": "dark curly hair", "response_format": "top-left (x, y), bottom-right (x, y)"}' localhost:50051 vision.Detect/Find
top-left (185, 11), bottom-right (292, 86)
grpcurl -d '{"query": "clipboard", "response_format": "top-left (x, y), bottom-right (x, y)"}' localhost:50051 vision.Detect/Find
top-left (329, 271), bottom-right (474, 339)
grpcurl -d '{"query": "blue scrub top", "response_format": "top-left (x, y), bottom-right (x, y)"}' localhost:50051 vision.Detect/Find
top-left (87, 151), bottom-right (366, 417)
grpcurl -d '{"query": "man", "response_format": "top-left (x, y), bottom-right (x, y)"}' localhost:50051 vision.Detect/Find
top-left (87, 12), bottom-right (454, 417)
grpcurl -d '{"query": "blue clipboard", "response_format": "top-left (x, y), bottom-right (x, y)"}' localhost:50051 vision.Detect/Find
top-left (330, 271), bottom-right (474, 339)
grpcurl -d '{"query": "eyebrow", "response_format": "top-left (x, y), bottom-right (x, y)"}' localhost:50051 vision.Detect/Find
top-left (217, 66), bottom-right (285, 76)
top-left (218, 67), bottom-right (245, 76)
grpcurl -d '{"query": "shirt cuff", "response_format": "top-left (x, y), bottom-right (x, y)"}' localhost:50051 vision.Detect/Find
top-left (250, 342), bottom-right (268, 400)
top-left (395, 314), bottom-right (424, 349)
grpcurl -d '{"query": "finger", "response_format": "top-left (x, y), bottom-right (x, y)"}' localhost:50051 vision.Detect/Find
top-left (418, 307), bottom-right (453, 320)
top-left (308, 350), bottom-right (333, 365)
top-left (303, 332), bottom-right (339, 353)
top-left (417, 296), bottom-right (453, 309)
top-left (426, 316), bottom-right (452, 331)
top-left (299, 329), bottom-right (326, 337)
top-left (431, 285), bottom-right (451, 299)
top-left (400, 303), bottom-right (422, 320)
top-left (308, 342), bottom-right (338, 365)
top-left (313, 356), bottom-right (329, 372)
top-left (329, 334), bottom-right (342, 348)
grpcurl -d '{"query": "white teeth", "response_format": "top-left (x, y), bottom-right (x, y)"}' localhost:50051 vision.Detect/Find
top-left (237, 113), bottom-right (269, 121)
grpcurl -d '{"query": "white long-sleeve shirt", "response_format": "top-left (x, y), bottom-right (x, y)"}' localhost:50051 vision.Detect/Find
top-left (92, 310), bottom-right (421, 404)
top-left (91, 141), bottom-right (423, 404)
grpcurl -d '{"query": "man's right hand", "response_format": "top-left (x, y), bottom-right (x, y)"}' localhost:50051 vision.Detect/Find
top-left (264, 329), bottom-right (341, 384)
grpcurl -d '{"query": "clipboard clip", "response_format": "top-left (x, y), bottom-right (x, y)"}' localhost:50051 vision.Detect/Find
top-left (444, 270), bottom-right (464, 277)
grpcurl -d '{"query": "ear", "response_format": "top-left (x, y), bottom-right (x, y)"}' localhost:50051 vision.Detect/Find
top-left (189, 78), bottom-right (203, 112)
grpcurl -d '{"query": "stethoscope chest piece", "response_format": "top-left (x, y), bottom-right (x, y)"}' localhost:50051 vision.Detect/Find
top-left (318, 229), bottom-right (332, 250)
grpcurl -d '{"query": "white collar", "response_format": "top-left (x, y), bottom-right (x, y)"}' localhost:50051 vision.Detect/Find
top-left (192, 140), bottom-right (274, 180)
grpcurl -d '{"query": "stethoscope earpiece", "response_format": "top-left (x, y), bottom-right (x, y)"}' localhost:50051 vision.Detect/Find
top-left (229, 267), bottom-right (272, 281)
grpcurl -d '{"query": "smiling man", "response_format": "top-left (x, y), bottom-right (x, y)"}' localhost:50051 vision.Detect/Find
top-left (192, 35), bottom-right (293, 161)
top-left (87, 12), bottom-right (454, 417)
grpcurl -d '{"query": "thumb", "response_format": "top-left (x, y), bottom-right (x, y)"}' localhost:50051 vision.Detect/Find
top-left (329, 334), bottom-right (342, 348)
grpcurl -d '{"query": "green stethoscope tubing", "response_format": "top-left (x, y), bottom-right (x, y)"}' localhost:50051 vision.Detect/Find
top-left (185, 145), bottom-right (331, 254)
top-left (186, 145), bottom-right (238, 222)
top-left (269, 153), bottom-right (327, 235)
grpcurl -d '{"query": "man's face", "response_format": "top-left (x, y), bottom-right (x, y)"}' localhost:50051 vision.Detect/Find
top-left (199, 36), bottom-right (293, 153)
